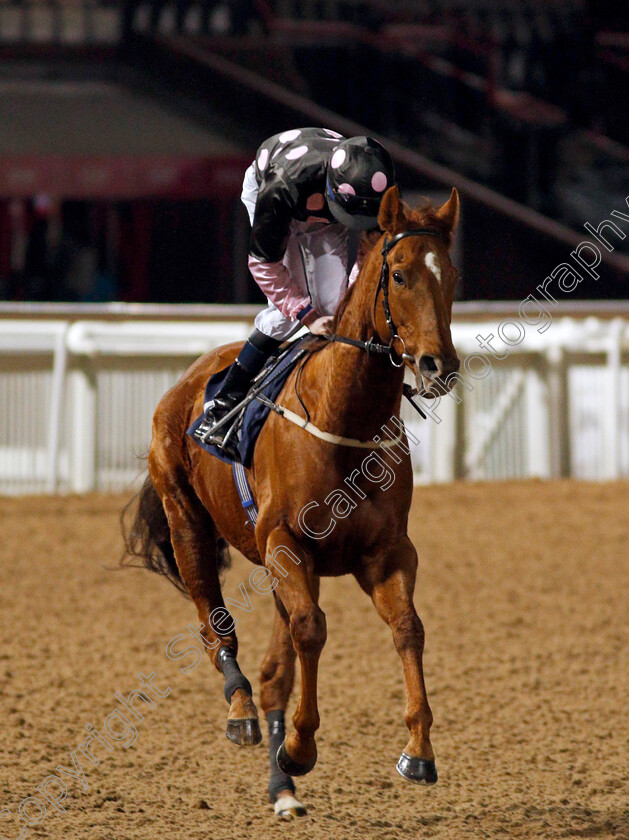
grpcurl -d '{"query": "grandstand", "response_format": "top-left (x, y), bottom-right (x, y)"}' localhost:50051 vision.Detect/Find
top-left (0, 0), bottom-right (627, 304)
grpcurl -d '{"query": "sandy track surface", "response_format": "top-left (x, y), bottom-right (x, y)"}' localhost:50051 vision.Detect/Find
top-left (0, 480), bottom-right (628, 840)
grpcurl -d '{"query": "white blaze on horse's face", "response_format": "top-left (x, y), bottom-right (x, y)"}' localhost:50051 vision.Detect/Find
top-left (424, 252), bottom-right (442, 284)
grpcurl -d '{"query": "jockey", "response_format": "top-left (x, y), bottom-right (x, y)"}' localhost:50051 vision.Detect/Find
top-left (204, 127), bottom-right (396, 454)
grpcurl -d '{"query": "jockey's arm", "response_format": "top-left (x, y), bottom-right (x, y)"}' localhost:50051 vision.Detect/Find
top-left (247, 172), bottom-right (319, 323)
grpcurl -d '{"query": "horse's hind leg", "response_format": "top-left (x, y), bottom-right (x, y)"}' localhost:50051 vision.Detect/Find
top-left (260, 597), bottom-right (307, 818)
top-left (355, 535), bottom-right (437, 785)
top-left (154, 470), bottom-right (261, 746)
top-left (262, 527), bottom-right (326, 778)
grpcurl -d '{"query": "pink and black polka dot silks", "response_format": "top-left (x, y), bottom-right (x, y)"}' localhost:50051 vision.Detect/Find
top-left (249, 128), bottom-right (395, 263)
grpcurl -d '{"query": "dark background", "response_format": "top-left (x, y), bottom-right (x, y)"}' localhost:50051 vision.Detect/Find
top-left (0, 0), bottom-right (627, 304)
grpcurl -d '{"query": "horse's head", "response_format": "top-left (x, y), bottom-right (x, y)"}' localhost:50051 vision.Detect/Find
top-left (374, 186), bottom-right (461, 397)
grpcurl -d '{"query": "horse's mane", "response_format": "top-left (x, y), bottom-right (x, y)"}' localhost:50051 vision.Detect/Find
top-left (330, 228), bottom-right (380, 332)
top-left (331, 198), bottom-right (450, 331)
top-left (407, 198), bottom-right (454, 248)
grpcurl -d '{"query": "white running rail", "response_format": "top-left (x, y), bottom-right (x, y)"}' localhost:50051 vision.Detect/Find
top-left (1, 305), bottom-right (628, 493)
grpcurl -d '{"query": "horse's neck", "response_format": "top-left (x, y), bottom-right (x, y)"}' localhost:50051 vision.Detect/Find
top-left (306, 258), bottom-right (405, 438)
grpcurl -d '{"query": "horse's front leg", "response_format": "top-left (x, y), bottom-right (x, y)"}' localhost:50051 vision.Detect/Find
top-left (263, 526), bottom-right (326, 777)
top-left (356, 535), bottom-right (437, 784)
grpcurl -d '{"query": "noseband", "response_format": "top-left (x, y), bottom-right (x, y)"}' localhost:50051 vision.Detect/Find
top-left (324, 227), bottom-right (444, 368)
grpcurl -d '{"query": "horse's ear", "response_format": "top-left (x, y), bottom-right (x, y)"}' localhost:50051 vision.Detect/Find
top-left (435, 188), bottom-right (460, 233)
top-left (378, 186), bottom-right (406, 234)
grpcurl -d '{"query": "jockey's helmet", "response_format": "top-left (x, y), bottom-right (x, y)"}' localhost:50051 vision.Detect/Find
top-left (325, 136), bottom-right (395, 230)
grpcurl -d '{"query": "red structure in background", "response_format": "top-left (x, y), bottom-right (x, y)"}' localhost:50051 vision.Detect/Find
top-left (0, 155), bottom-right (246, 199)
top-left (0, 154), bottom-right (251, 303)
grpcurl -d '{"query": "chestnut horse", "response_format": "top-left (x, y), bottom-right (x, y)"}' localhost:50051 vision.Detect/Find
top-left (124, 186), bottom-right (460, 817)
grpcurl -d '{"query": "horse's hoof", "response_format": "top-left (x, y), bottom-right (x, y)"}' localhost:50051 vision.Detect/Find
top-left (276, 739), bottom-right (317, 776)
top-left (396, 752), bottom-right (438, 785)
top-left (274, 793), bottom-right (307, 819)
top-left (225, 718), bottom-right (262, 746)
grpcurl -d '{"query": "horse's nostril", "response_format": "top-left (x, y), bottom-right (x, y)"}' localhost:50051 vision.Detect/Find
top-left (419, 355), bottom-right (443, 380)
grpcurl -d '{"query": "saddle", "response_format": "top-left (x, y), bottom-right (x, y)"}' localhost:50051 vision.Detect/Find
top-left (186, 334), bottom-right (316, 467)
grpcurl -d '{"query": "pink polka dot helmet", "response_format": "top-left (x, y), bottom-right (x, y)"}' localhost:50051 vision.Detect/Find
top-left (325, 136), bottom-right (395, 230)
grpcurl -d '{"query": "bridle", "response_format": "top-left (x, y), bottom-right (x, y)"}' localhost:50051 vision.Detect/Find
top-left (377, 228), bottom-right (445, 366)
top-left (323, 227), bottom-right (445, 368)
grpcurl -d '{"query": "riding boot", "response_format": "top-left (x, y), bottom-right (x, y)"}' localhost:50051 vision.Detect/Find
top-left (206, 359), bottom-right (252, 428)
top-left (204, 330), bottom-right (282, 458)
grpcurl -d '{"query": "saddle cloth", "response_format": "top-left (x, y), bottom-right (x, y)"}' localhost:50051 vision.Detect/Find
top-left (186, 334), bottom-right (314, 467)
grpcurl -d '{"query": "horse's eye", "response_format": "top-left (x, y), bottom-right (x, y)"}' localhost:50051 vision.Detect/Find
top-left (392, 270), bottom-right (405, 285)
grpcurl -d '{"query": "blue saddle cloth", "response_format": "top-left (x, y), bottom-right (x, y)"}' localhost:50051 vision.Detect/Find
top-left (186, 335), bottom-right (313, 468)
